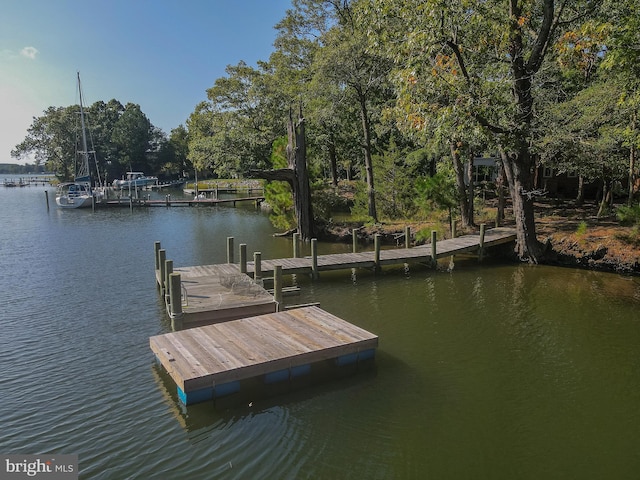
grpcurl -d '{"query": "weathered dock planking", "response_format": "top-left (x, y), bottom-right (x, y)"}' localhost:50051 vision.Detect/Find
top-left (150, 305), bottom-right (379, 405)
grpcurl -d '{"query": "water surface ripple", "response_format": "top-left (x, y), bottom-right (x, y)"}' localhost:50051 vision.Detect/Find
top-left (1, 186), bottom-right (639, 479)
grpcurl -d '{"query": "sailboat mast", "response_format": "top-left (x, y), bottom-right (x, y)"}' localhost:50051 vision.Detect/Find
top-left (78, 73), bottom-right (89, 168)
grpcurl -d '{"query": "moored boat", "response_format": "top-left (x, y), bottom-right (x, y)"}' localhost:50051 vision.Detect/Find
top-left (112, 172), bottom-right (158, 189)
top-left (56, 73), bottom-right (104, 209)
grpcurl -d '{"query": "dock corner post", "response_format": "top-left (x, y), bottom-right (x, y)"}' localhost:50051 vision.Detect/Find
top-left (479, 223), bottom-right (486, 262)
top-left (311, 238), bottom-right (319, 279)
top-left (44, 190), bottom-right (50, 211)
top-left (169, 272), bottom-right (183, 330)
top-left (159, 249), bottom-right (167, 292)
top-left (431, 230), bottom-right (437, 267)
top-left (239, 244), bottom-right (247, 274)
top-left (374, 234), bottom-right (381, 272)
top-left (352, 229), bottom-right (358, 253)
top-left (274, 265), bottom-right (283, 310)
top-left (253, 252), bottom-right (262, 282)
top-left (451, 219), bottom-right (457, 238)
top-left (226, 237), bottom-right (234, 264)
top-left (293, 232), bottom-right (300, 258)
top-left (405, 226), bottom-right (411, 249)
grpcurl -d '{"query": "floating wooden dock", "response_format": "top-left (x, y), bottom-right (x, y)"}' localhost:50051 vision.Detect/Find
top-left (150, 305), bottom-right (379, 405)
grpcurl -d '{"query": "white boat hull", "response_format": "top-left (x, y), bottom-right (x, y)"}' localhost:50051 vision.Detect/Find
top-left (55, 194), bottom-right (94, 208)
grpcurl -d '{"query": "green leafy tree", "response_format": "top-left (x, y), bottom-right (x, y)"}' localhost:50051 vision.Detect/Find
top-left (370, 0), bottom-right (601, 262)
top-left (12, 105), bottom-right (79, 181)
top-left (111, 103), bottom-right (153, 173)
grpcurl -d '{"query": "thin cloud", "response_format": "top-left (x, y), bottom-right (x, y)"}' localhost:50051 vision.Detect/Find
top-left (20, 46), bottom-right (39, 60)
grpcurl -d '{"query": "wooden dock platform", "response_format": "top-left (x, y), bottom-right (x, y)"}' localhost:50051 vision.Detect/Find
top-left (167, 263), bottom-right (277, 328)
top-left (150, 305), bottom-right (379, 405)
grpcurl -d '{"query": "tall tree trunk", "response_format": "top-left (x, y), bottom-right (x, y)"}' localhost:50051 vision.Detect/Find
top-left (500, 148), bottom-right (542, 262)
top-left (250, 108), bottom-right (315, 240)
top-left (628, 110), bottom-right (637, 206)
top-left (287, 108), bottom-right (314, 240)
top-left (450, 141), bottom-right (471, 227)
top-left (576, 175), bottom-right (585, 207)
top-left (466, 151), bottom-right (475, 226)
top-left (496, 161), bottom-right (506, 226)
top-left (328, 135), bottom-right (338, 187)
top-left (357, 92), bottom-right (377, 222)
top-left (597, 179), bottom-right (611, 219)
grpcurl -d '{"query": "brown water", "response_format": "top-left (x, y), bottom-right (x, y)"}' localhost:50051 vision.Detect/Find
top-left (1, 185), bottom-right (639, 479)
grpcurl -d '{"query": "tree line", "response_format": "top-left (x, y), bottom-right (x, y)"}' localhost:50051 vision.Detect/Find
top-left (13, 0), bottom-right (639, 263)
top-left (12, 100), bottom-right (190, 184)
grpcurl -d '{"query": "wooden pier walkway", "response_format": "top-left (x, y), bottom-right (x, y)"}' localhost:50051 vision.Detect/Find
top-left (244, 227), bottom-right (517, 276)
top-left (155, 226), bottom-right (516, 326)
top-left (150, 305), bottom-right (379, 405)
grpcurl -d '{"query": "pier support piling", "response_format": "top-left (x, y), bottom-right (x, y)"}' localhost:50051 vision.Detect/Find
top-left (431, 231), bottom-right (437, 267)
top-left (293, 233), bottom-right (300, 258)
top-left (405, 226), bottom-right (411, 249)
top-left (239, 244), bottom-right (247, 274)
top-left (479, 223), bottom-right (486, 262)
top-left (227, 237), bottom-right (234, 264)
top-left (311, 239), bottom-right (319, 279)
top-left (374, 234), bottom-right (381, 272)
top-left (169, 273), bottom-right (183, 330)
top-left (274, 265), bottom-right (283, 309)
top-left (254, 252), bottom-right (262, 281)
top-left (159, 249), bottom-right (167, 292)
top-left (164, 259), bottom-right (173, 301)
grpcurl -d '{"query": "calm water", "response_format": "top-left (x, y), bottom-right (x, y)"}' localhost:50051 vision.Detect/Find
top-left (1, 185), bottom-right (640, 479)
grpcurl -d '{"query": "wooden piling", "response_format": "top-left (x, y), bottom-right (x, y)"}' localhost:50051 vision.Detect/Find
top-left (293, 232), bottom-right (300, 258)
top-left (44, 191), bottom-right (49, 211)
top-left (452, 220), bottom-right (457, 239)
top-left (254, 252), bottom-right (262, 281)
top-left (374, 234), bottom-right (381, 271)
top-left (405, 226), bottom-right (411, 249)
top-left (431, 231), bottom-right (437, 267)
top-left (239, 244), bottom-right (247, 274)
top-left (352, 229), bottom-right (358, 253)
top-left (274, 265), bottom-right (283, 309)
top-left (164, 259), bottom-right (173, 300)
top-left (227, 237), bottom-right (234, 264)
top-left (169, 272), bottom-right (183, 330)
top-left (311, 238), bottom-right (319, 279)
top-left (154, 241), bottom-right (161, 271)
top-left (159, 249), bottom-right (166, 292)
top-left (479, 223), bottom-right (486, 262)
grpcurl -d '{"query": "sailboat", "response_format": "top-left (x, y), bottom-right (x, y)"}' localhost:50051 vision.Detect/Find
top-left (56, 73), bottom-right (104, 208)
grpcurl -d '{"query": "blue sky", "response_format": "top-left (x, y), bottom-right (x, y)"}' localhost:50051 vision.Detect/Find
top-left (0, 0), bottom-right (292, 164)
